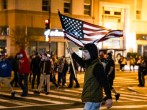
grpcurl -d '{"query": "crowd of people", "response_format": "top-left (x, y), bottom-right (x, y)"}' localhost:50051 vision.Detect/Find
top-left (0, 44), bottom-right (147, 109)
top-left (117, 54), bottom-right (147, 87)
top-left (0, 49), bottom-right (81, 97)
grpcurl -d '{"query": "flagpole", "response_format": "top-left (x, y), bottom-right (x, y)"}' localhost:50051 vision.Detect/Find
top-left (65, 40), bottom-right (77, 78)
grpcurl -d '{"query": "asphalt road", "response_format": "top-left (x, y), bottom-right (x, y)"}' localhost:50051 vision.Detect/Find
top-left (0, 70), bottom-right (147, 110)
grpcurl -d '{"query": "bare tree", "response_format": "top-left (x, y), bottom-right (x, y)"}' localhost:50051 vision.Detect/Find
top-left (11, 26), bottom-right (36, 50)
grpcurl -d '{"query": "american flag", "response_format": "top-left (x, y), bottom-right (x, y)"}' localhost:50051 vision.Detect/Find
top-left (58, 11), bottom-right (123, 47)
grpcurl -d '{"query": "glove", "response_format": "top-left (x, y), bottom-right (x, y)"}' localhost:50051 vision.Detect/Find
top-left (105, 99), bottom-right (112, 109)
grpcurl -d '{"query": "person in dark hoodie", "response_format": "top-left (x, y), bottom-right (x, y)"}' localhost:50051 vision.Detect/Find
top-left (105, 52), bottom-right (120, 101)
top-left (17, 50), bottom-right (30, 97)
top-left (10, 53), bottom-right (20, 87)
top-left (31, 52), bottom-right (41, 89)
top-left (68, 43), bottom-right (112, 110)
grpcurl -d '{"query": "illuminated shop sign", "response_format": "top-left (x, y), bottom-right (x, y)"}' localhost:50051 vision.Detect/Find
top-left (44, 29), bottom-right (64, 37)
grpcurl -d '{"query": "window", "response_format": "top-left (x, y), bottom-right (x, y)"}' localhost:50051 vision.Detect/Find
top-left (84, 0), bottom-right (91, 15)
top-left (136, 10), bottom-right (141, 19)
top-left (0, 26), bottom-right (9, 36)
top-left (2, 0), bottom-right (7, 10)
top-left (42, 0), bottom-right (49, 11)
top-left (0, 40), bottom-right (6, 53)
top-left (136, 34), bottom-right (147, 40)
top-left (64, 0), bottom-right (71, 13)
top-left (104, 11), bottom-right (110, 14)
top-left (114, 12), bottom-right (121, 15)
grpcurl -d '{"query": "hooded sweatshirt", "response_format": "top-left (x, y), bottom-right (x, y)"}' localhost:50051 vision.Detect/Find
top-left (72, 43), bottom-right (112, 102)
top-left (18, 50), bottom-right (30, 75)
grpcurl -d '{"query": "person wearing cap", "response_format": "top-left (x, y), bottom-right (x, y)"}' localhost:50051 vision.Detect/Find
top-left (68, 43), bottom-right (112, 110)
top-left (0, 53), bottom-right (15, 97)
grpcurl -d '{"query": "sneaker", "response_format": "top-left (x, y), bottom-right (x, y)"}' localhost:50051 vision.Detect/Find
top-left (34, 91), bottom-right (40, 95)
top-left (138, 84), bottom-right (145, 87)
top-left (11, 92), bottom-right (15, 97)
top-left (21, 93), bottom-right (27, 97)
top-left (67, 86), bottom-right (72, 88)
top-left (62, 84), bottom-right (67, 87)
top-left (115, 93), bottom-right (120, 101)
top-left (74, 85), bottom-right (80, 88)
top-left (45, 92), bottom-right (49, 95)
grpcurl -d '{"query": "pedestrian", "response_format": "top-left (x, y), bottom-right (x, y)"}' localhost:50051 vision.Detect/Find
top-left (99, 51), bottom-right (107, 71)
top-left (61, 59), bottom-right (68, 87)
top-left (0, 53), bottom-right (15, 97)
top-left (138, 58), bottom-right (146, 87)
top-left (17, 50), bottom-right (30, 97)
top-left (34, 53), bottom-right (51, 95)
top-left (57, 56), bottom-right (64, 86)
top-left (45, 55), bottom-right (59, 90)
top-left (105, 52), bottom-right (120, 101)
top-left (118, 56), bottom-right (127, 71)
top-left (68, 43), bottom-right (112, 110)
top-left (67, 60), bottom-right (80, 88)
top-left (10, 53), bottom-right (20, 87)
top-left (31, 52), bottom-right (41, 89)
top-left (58, 56), bottom-right (68, 87)
top-left (129, 56), bottom-right (135, 71)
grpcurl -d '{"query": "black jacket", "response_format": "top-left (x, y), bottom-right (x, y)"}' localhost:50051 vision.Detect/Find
top-left (40, 59), bottom-right (51, 75)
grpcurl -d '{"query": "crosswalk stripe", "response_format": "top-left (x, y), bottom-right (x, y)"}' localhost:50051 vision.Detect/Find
top-left (64, 108), bottom-right (82, 110)
top-left (51, 89), bottom-right (82, 95)
top-left (0, 72), bottom-right (147, 109)
top-left (23, 96), bottom-right (69, 104)
top-left (101, 105), bottom-right (147, 109)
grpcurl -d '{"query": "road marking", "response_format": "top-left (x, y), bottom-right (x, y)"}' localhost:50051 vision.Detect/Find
top-left (101, 104), bottom-right (147, 109)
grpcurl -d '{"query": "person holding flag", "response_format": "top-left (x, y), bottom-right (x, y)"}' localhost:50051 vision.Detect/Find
top-left (58, 11), bottom-right (123, 109)
top-left (67, 43), bottom-right (112, 110)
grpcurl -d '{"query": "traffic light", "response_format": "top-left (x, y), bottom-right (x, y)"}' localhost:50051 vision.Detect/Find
top-left (45, 19), bottom-right (50, 29)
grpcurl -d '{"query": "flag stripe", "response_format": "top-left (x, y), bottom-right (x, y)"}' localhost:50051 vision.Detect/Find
top-left (58, 11), bottom-right (123, 47)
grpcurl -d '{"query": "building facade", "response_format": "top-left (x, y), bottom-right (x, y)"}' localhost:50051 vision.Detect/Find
top-left (0, 0), bottom-right (147, 58)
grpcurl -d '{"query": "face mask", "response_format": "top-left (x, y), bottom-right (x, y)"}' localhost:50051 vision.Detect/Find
top-left (42, 56), bottom-right (47, 61)
top-left (19, 54), bottom-right (23, 58)
top-left (82, 50), bottom-right (91, 60)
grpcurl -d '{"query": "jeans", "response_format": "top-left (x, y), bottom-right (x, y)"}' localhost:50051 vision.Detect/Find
top-left (18, 74), bottom-right (28, 95)
top-left (31, 72), bottom-right (40, 89)
top-left (84, 102), bottom-right (101, 110)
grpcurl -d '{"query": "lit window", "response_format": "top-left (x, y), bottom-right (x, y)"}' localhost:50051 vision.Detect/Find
top-left (114, 12), bottom-right (121, 15)
top-left (64, 0), bottom-right (71, 13)
top-left (42, 0), bottom-right (49, 11)
top-left (136, 10), bottom-right (141, 19)
top-left (84, 0), bottom-right (91, 15)
top-left (2, 0), bottom-right (7, 10)
top-left (0, 26), bottom-right (9, 36)
top-left (104, 11), bottom-right (110, 14)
